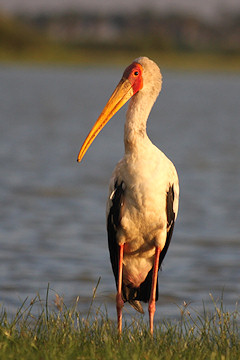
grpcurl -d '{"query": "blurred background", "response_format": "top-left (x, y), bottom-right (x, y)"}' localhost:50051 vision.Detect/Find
top-left (0, 0), bottom-right (240, 67)
top-left (0, 0), bottom-right (240, 322)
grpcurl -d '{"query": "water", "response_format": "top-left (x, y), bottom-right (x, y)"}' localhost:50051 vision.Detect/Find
top-left (0, 64), bottom-right (240, 322)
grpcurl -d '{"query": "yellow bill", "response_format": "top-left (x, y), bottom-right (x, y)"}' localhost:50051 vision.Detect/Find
top-left (77, 78), bottom-right (134, 163)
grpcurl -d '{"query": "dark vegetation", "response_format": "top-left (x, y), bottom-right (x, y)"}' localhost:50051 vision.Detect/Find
top-left (0, 10), bottom-right (240, 67)
top-left (19, 10), bottom-right (240, 53)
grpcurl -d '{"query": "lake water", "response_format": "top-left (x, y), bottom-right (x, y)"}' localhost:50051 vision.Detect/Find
top-left (0, 64), bottom-right (240, 322)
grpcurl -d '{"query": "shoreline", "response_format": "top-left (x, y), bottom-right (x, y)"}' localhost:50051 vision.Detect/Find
top-left (1, 48), bottom-right (240, 72)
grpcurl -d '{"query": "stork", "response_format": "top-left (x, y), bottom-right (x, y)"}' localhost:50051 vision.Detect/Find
top-left (77, 57), bottom-right (179, 334)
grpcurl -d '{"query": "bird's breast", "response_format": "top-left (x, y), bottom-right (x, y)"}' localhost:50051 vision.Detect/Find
top-left (115, 147), bottom-right (178, 245)
top-left (107, 144), bottom-right (178, 288)
top-left (116, 169), bottom-right (167, 249)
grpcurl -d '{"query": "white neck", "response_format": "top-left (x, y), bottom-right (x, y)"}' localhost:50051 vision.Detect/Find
top-left (124, 92), bottom-right (154, 154)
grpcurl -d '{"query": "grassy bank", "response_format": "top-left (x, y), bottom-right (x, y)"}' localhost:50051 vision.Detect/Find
top-left (1, 11), bottom-right (240, 72)
top-left (1, 45), bottom-right (240, 72)
top-left (0, 290), bottom-right (239, 360)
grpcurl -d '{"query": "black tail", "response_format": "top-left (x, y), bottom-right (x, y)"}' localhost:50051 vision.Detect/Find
top-left (122, 267), bottom-right (159, 305)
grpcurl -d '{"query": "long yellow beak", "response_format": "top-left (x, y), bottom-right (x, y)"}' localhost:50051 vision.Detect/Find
top-left (77, 78), bottom-right (134, 163)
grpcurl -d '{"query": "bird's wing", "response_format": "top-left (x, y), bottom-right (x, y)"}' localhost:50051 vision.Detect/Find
top-left (107, 179), bottom-right (125, 288)
top-left (159, 183), bottom-right (177, 267)
top-left (107, 179), bottom-right (144, 314)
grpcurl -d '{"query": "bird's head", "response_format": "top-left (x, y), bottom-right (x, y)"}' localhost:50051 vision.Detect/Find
top-left (77, 57), bottom-right (162, 163)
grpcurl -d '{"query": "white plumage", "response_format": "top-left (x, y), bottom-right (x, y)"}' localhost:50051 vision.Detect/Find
top-left (107, 151), bottom-right (179, 286)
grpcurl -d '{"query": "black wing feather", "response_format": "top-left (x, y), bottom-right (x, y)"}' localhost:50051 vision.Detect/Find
top-left (107, 180), bottom-right (125, 287)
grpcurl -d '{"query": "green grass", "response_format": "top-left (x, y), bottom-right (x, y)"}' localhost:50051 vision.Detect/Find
top-left (0, 287), bottom-right (239, 360)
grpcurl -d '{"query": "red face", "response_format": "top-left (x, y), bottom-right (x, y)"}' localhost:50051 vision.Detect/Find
top-left (123, 62), bottom-right (143, 95)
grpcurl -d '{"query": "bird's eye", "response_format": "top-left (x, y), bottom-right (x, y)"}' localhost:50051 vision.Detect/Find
top-left (134, 71), bottom-right (139, 76)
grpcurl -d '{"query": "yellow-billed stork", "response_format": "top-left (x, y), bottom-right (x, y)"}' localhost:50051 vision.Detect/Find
top-left (77, 57), bottom-right (179, 334)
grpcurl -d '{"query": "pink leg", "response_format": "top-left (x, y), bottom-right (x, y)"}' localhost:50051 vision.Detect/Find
top-left (116, 244), bottom-right (124, 334)
top-left (148, 246), bottom-right (161, 335)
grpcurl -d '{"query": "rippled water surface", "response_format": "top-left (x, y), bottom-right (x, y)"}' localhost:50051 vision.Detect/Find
top-left (0, 65), bottom-right (240, 321)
